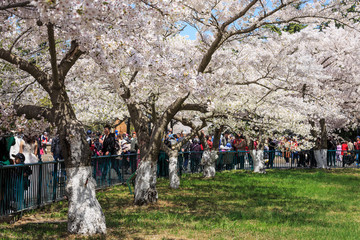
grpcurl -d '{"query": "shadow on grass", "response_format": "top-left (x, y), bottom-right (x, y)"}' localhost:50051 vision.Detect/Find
top-left (1, 169), bottom-right (359, 239)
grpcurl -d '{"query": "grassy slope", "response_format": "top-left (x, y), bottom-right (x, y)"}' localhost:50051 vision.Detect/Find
top-left (0, 169), bottom-right (359, 240)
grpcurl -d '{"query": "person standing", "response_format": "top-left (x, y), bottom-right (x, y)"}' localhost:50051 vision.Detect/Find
top-left (268, 138), bottom-right (276, 168)
top-left (327, 137), bottom-right (337, 166)
top-left (341, 140), bottom-right (349, 167)
top-left (190, 137), bottom-right (202, 173)
top-left (101, 125), bottom-right (121, 181)
top-left (180, 132), bottom-right (191, 172)
top-left (10, 132), bottom-right (25, 164)
top-left (129, 132), bottom-right (139, 174)
top-left (232, 134), bottom-right (242, 169)
top-left (51, 134), bottom-right (62, 161)
top-left (41, 132), bottom-right (49, 154)
top-left (355, 136), bottom-right (360, 164)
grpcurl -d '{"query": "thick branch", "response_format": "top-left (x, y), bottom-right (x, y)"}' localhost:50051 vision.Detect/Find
top-left (0, 1), bottom-right (31, 10)
top-left (47, 23), bottom-right (60, 88)
top-left (151, 92), bottom-right (192, 148)
top-left (212, 126), bottom-right (224, 149)
top-left (159, 92), bottom-right (191, 130)
top-left (58, 40), bottom-right (85, 81)
top-left (221, 0), bottom-right (258, 31)
top-left (14, 104), bottom-right (54, 122)
top-left (197, 32), bottom-right (223, 73)
top-left (128, 70), bottom-right (139, 85)
top-left (173, 116), bottom-right (207, 136)
top-left (197, 0), bottom-right (297, 74)
top-left (180, 103), bottom-right (209, 113)
top-left (0, 48), bottom-right (52, 93)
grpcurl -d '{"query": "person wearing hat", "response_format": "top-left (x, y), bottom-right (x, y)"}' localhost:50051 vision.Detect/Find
top-left (10, 153), bottom-right (32, 210)
top-left (12, 153), bottom-right (25, 165)
top-left (114, 130), bottom-right (119, 140)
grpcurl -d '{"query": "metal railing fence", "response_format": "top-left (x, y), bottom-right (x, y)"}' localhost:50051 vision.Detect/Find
top-left (1, 150), bottom-right (359, 218)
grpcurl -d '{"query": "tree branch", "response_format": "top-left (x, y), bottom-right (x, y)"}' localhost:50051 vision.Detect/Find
top-left (158, 92), bottom-right (191, 132)
top-left (0, 48), bottom-right (52, 93)
top-left (13, 79), bottom-right (36, 104)
top-left (197, 32), bottom-right (223, 73)
top-left (221, 0), bottom-right (259, 31)
top-left (58, 40), bottom-right (85, 81)
top-left (140, 0), bottom-right (168, 16)
top-left (128, 70), bottom-right (139, 85)
top-left (9, 27), bottom-right (33, 53)
top-left (14, 104), bottom-right (54, 122)
top-left (0, 1), bottom-right (31, 10)
top-left (179, 103), bottom-right (209, 113)
top-left (47, 23), bottom-right (60, 88)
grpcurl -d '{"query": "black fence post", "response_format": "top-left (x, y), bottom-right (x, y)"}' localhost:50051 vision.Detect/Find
top-left (52, 161), bottom-right (58, 202)
top-left (37, 161), bottom-right (43, 207)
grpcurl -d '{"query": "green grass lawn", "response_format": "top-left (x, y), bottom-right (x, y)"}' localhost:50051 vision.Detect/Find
top-left (1, 169), bottom-right (360, 239)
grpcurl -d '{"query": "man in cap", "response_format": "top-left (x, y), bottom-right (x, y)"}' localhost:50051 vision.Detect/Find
top-left (10, 153), bottom-right (32, 210)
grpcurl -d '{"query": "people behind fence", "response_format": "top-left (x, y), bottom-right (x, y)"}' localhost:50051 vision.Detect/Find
top-left (99, 125), bottom-right (122, 181)
top-left (10, 153), bottom-right (32, 210)
top-left (40, 132), bottom-right (48, 155)
top-left (129, 132), bottom-right (139, 174)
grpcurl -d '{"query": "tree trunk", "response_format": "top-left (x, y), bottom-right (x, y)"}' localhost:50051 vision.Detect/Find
top-left (250, 150), bottom-right (266, 173)
top-left (312, 119), bottom-right (328, 169)
top-left (168, 151), bottom-right (180, 189)
top-left (202, 150), bottom-right (218, 178)
top-left (53, 97), bottom-right (106, 235)
top-left (134, 158), bottom-right (158, 205)
top-left (200, 126), bottom-right (222, 178)
top-left (66, 166), bottom-right (106, 234)
top-left (314, 149), bottom-right (327, 169)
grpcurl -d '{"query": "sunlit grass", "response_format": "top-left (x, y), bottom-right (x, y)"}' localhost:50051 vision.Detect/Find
top-left (1, 168), bottom-right (359, 239)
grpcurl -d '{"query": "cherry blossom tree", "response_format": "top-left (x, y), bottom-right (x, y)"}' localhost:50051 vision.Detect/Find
top-left (1, 1), bottom-right (359, 234)
top-left (0, 1), bottom-right (114, 234)
top-left (94, 0), bottom-right (359, 202)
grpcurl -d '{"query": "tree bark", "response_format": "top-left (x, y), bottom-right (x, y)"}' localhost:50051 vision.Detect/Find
top-left (128, 94), bottom-right (190, 205)
top-left (134, 157), bottom-right (158, 205)
top-left (168, 152), bottom-right (180, 189)
top-left (200, 126), bottom-right (222, 178)
top-left (250, 150), bottom-right (266, 173)
top-left (52, 90), bottom-right (106, 235)
top-left (202, 150), bottom-right (218, 178)
top-left (314, 149), bottom-right (327, 169)
top-left (66, 166), bottom-right (106, 234)
top-left (0, 23), bottom-right (106, 235)
top-left (311, 119), bottom-right (328, 169)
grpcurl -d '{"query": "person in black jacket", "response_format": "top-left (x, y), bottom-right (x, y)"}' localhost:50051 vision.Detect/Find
top-left (267, 138), bottom-right (276, 168)
top-left (101, 126), bottom-right (116, 155)
top-left (101, 125), bottom-right (121, 181)
top-left (51, 135), bottom-right (63, 161)
top-left (190, 138), bottom-right (202, 173)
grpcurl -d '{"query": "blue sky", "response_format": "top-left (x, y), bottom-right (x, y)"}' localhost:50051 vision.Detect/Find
top-left (180, 23), bottom-right (197, 40)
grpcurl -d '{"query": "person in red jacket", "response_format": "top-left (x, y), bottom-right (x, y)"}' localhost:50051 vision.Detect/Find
top-left (341, 141), bottom-right (348, 156)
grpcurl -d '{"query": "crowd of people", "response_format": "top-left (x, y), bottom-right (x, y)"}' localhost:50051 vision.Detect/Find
top-left (159, 130), bottom-right (360, 171)
top-left (1, 126), bottom-right (360, 215)
top-left (1, 127), bottom-right (360, 171)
